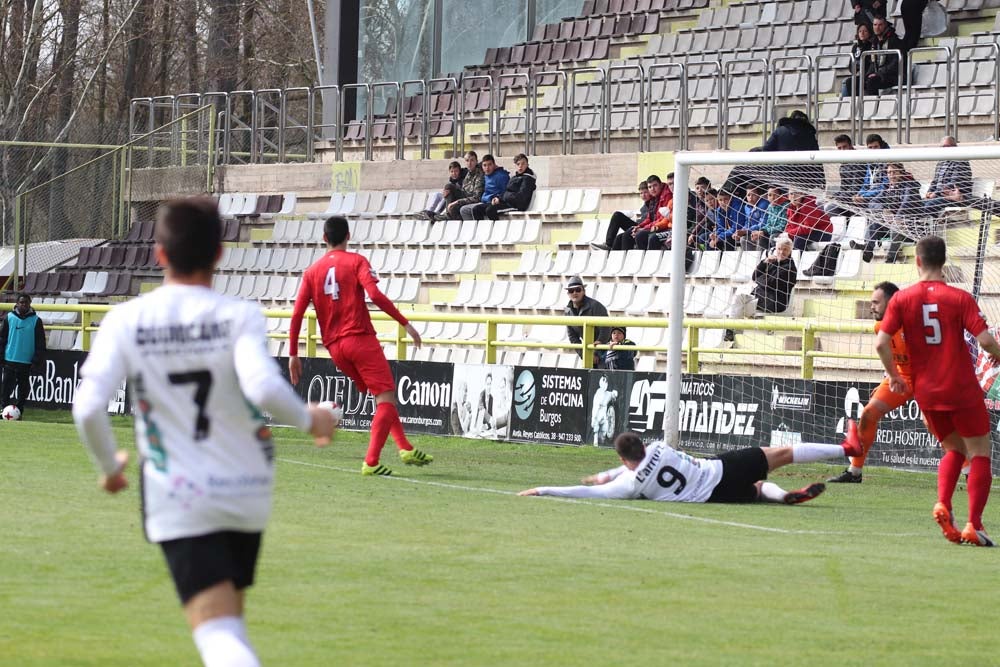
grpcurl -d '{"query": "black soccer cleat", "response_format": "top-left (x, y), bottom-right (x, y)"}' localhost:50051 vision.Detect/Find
top-left (827, 469), bottom-right (863, 484)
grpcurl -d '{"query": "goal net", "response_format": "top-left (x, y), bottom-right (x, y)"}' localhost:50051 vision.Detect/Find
top-left (666, 144), bottom-right (1000, 475)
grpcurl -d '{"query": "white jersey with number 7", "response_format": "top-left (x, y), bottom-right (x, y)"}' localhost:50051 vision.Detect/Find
top-left (76, 285), bottom-right (293, 542)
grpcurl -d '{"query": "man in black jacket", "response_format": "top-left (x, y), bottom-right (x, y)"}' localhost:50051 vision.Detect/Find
top-left (824, 134), bottom-right (869, 216)
top-left (564, 276), bottom-right (610, 367)
top-left (761, 110), bottom-right (825, 192)
top-left (1, 293), bottom-right (47, 416)
top-left (482, 153), bottom-right (537, 221)
top-left (865, 17), bottom-right (904, 95)
top-left (922, 136), bottom-right (974, 218)
top-left (729, 237), bottom-right (798, 318)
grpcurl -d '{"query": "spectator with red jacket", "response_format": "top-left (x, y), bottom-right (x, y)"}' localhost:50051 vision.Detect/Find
top-left (612, 173), bottom-right (672, 250)
top-left (785, 191), bottom-right (833, 250)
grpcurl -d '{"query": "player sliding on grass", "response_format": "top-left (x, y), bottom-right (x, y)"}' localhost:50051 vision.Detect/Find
top-left (877, 235), bottom-right (1000, 547)
top-left (72, 198), bottom-right (339, 667)
top-left (289, 216), bottom-right (432, 476)
top-left (519, 427), bottom-right (863, 504)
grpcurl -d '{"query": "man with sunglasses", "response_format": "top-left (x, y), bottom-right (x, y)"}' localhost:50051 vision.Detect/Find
top-left (564, 276), bottom-right (610, 368)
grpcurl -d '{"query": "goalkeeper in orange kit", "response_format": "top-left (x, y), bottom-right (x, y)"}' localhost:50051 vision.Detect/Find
top-left (828, 282), bottom-right (913, 483)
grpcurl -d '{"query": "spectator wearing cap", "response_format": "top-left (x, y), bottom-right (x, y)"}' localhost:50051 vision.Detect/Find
top-left (564, 276), bottom-right (610, 367)
top-left (604, 326), bottom-right (637, 371)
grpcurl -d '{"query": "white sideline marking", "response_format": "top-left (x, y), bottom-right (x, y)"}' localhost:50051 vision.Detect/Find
top-left (279, 457), bottom-right (847, 535)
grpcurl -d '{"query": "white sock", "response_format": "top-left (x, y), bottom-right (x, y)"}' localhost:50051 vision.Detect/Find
top-left (848, 465), bottom-right (863, 474)
top-left (759, 481), bottom-right (788, 503)
top-left (791, 443), bottom-right (847, 464)
top-left (193, 616), bottom-right (260, 667)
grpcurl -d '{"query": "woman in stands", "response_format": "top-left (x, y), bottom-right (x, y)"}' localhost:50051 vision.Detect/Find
top-left (842, 23), bottom-right (875, 97)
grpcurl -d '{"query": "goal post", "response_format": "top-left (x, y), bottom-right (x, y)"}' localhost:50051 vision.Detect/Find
top-left (667, 144), bottom-right (1000, 471)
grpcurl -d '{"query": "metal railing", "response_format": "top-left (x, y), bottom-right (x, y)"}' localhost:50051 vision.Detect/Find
top-left (13, 302), bottom-right (882, 381)
top-left (129, 46), bottom-right (1000, 164)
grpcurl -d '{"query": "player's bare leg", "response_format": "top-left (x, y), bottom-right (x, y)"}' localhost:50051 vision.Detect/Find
top-left (185, 581), bottom-right (260, 667)
top-left (960, 433), bottom-right (995, 546)
top-left (362, 391), bottom-right (433, 476)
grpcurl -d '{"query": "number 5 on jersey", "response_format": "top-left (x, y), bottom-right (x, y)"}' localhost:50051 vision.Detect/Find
top-left (324, 268), bottom-right (340, 300)
top-left (923, 303), bottom-right (941, 344)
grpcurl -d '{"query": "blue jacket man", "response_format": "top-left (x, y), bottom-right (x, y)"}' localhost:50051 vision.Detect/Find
top-left (1, 293), bottom-right (47, 414)
top-left (460, 154), bottom-right (511, 221)
top-left (710, 192), bottom-right (747, 251)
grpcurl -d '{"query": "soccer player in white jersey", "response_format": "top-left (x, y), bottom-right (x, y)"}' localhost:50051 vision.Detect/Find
top-left (520, 425), bottom-right (863, 504)
top-left (72, 198), bottom-right (338, 667)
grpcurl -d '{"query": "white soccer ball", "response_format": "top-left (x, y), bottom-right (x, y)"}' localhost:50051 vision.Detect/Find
top-left (1, 405), bottom-right (21, 421)
top-left (317, 401), bottom-right (344, 423)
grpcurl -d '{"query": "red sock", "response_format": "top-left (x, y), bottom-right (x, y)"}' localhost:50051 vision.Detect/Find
top-left (385, 402), bottom-right (413, 452)
top-left (365, 402), bottom-right (394, 467)
top-left (967, 456), bottom-right (993, 530)
top-left (937, 449), bottom-right (965, 510)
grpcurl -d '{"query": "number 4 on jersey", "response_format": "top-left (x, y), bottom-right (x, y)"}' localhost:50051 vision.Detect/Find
top-left (323, 268), bottom-right (340, 300)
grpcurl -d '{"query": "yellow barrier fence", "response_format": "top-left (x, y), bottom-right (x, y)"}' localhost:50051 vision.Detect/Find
top-left (3, 302), bottom-right (877, 380)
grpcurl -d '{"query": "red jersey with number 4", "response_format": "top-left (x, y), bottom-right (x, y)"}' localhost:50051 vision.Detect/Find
top-left (880, 280), bottom-right (988, 410)
top-left (294, 250), bottom-right (380, 345)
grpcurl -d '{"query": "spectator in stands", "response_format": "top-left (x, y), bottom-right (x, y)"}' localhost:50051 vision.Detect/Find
top-left (0, 293), bottom-right (46, 418)
top-left (762, 109), bottom-right (825, 192)
top-left (861, 162), bottom-right (923, 263)
top-left (460, 154), bottom-right (509, 220)
top-left (750, 186), bottom-right (790, 250)
top-left (853, 0), bottom-right (886, 27)
top-left (728, 235), bottom-right (798, 319)
top-left (786, 191), bottom-right (834, 250)
top-left (604, 326), bottom-right (637, 371)
top-left (688, 187), bottom-right (718, 249)
top-left (612, 174), bottom-right (672, 251)
top-left (444, 151), bottom-right (485, 220)
top-left (852, 133), bottom-right (891, 209)
top-left (922, 136), bottom-right (974, 217)
top-left (424, 160), bottom-right (468, 220)
top-left (564, 276), bottom-right (610, 368)
top-left (592, 180), bottom-right (652, 251)
top-left (900, 0), bottom-right (928, 53)
top-left (865, 17), bottom-right (904, 95)
top-left (736, 185), bottom-right (770, 250)
top-left (480, 153), bottom-right (536, 220)
top-left (824, 134), bottom-right (869, 216)
top-left (708, 190), bottom-right (747, 251)
top-left (841, 23), bottom-right (875, 97)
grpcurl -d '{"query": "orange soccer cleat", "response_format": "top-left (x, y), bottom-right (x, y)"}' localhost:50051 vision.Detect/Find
top-left (932, 502), bottom-right (963, 544)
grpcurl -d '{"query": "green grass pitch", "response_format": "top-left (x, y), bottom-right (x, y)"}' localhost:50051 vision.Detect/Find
top-left (2, 413), bottom-right (998, 666)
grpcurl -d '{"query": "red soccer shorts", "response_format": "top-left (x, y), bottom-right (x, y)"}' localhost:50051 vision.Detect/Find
top-left (870, 377), bottom-right (912, 411)
top-left (923, 403), bottom-right (991, 441)
top-left (326, 334), bottom-right (395, 396)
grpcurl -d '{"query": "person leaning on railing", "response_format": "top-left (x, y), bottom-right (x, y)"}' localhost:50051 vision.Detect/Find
top-left (564, 275), bottom-right (610, 368)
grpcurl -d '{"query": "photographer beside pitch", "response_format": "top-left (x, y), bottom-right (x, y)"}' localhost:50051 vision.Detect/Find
top-left (72, 198), bottom-right (338, 667)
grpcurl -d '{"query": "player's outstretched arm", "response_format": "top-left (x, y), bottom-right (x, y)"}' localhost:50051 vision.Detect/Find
top-left (582, 465), bottom-right (628, 485)
top-left (977, 329), bottom-right (1000, 362)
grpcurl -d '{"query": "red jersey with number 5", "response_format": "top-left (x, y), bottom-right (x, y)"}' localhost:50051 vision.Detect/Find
top-left (295, 250), bottom-right (379, 345)
top-left (880, 280), bottom-right (988, 410)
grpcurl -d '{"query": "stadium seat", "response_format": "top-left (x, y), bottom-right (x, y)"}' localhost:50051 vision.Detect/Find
top-left (693, 251), bottom-right (720, 279)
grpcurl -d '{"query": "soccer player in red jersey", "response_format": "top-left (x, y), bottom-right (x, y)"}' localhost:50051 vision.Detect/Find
top-left (288, 216), bottom-right (433, 476)
top-left (877, 235), bottom-right (1000, 546)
